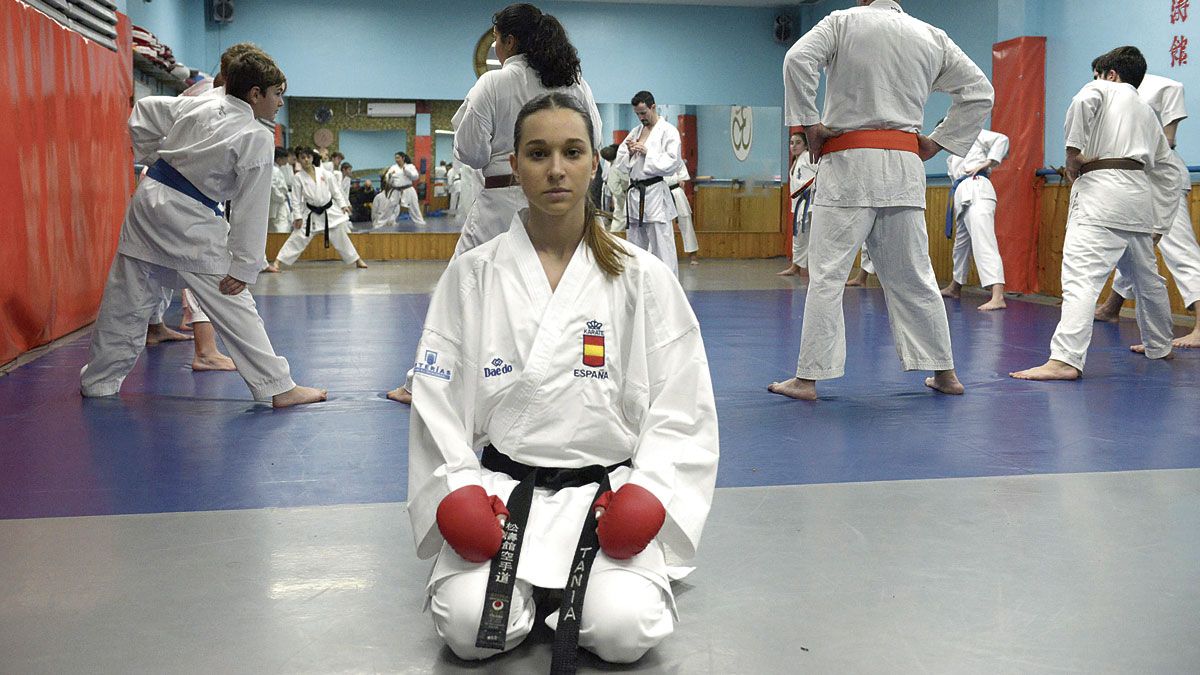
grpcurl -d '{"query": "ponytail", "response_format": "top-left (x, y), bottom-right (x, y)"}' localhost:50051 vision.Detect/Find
top-left (493, 3), bottom-right (582, 89)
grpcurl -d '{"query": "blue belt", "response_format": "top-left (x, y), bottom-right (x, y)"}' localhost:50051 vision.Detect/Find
top-left (146, 159), bottom-right (222, 217)
top-left (944, 169), bottom-right (989, 239)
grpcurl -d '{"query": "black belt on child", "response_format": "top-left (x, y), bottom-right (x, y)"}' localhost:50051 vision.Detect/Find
top-left (305, 198), bottom-right (334, 247)
top-left (475, 444), bottom-right (633, 674)
top-left (626, 176), bottom-right (665, 228)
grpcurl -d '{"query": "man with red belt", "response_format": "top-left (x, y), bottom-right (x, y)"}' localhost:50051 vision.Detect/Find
top-left (768, 0), bottom-right (993, 400)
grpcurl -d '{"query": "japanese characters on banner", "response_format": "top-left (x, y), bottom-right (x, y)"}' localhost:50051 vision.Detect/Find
top-left (1172, 0), bottom-right (1190, 67)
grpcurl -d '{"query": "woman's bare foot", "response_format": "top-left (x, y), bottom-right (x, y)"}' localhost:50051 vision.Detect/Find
top-left (272, 385), bottom-right (328, 408)
top-left (386, 386), bottom-right (412, 404)
top-left (1129, 344), bottom-right (1175, 358)
top-left (146, 323), bottom-right (193, 346)
top-left (1173, 322), bottom-right (1200, 348)
top-left (263, 261), bottom-right (281, 273)
top-left (192, 352), bottom-right (237, 371)
top-left (777, 263), bottom-right (802, 276)
top-left (1093, 293), bottom-right (1123, 322)
top-left (355, 258), bottom-right (369, 269)
top-left (924, 369), bottom-right (965, 394)
top-left (940, 282), bottom-right (961, 299)
top-left (767, 377), bottom-right (817, 400)
top-left (977, 297), bottom-right (1007, 311)
top-left (846, 269), bottom-right (868, 287)
top-left (1009, 360), bottom-right (1080, 381)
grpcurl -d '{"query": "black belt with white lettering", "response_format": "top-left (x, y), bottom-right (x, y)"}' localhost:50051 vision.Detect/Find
top-left (476, 445), bottom-right (633, 674)
top-left (626, 176), bottom-right (664, 228)
top-left (305, 198), bottom-right (334, 247)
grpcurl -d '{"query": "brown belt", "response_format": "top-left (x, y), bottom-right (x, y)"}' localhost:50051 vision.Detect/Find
top-left (1080, 158), bottom-right (1144, 175)
top-left (484, 174), bottom-right (518, 189)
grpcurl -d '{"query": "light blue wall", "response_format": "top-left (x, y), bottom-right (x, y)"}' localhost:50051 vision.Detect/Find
top-left (339, 130), bottom-right (408, 174)
top-left (1040, 0), bottom-right (1199, 167)
top-left (696, 106), bottom-right (783, 180)
top-left (186, 0), bottom-right (788, 106)
top-left (435, 132), bottom-right (454, 166)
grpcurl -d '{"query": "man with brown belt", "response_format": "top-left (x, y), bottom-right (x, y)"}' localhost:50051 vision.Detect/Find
top-left (1011, 46), bottom-right (1183, 380)
top-left (768, 0), bottom-right (993, 400)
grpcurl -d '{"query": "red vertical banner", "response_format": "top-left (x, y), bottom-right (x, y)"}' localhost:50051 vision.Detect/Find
top-left (991, 36), bottom-right (1046, 293)
top-left (612, 130), bottom-right (629, 145)
top-left (0, 5), bottom-right (133, 365)
top-left (677, 114), bottom-right (697, 201)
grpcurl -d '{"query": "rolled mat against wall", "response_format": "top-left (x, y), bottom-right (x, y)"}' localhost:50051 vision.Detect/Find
top-left (991, 35), bottom-right (1046, 294)
top-left (0, 4), bottom-right (133, 366)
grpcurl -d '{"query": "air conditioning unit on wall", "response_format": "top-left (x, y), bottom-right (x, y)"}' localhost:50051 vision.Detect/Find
top-left (367, 102), bottom-right (417, 118)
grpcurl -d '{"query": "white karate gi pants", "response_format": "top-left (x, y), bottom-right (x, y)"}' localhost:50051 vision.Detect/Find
top-left (1111, 192), bottom-right (1200, 309)
top-left (398, 186), bottom-right (426, 225)
top-left (1050, 223), bottom-right (1173, 371)
top-left (670, 186), bottom-right (698, 254)
top-left (453, 186), bottom-right (526, 259)
top-left (792, 210), bottom-right (810, 267)
top-left (430, 559), bottom-right (673, 664)
top-left (610, 191), bottom-right (628, 233)
top-left (275, 223), bottom-right (361, 266)
top-left (626, 221), bottom-right (679, 275)
top-left (150, 287), bottom-right (210, 326)
top-left (796, 205), bottom-right (954, 379)
top-left (81, 254), bottom-right (296, 400)
top-left (951, 198), bottom-right (1005, 287)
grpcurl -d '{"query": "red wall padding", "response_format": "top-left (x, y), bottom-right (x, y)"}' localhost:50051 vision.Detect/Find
top-left (0, 3), bottom-right (132, 365)
top-left (991, 36), bottom-right (1046, 294)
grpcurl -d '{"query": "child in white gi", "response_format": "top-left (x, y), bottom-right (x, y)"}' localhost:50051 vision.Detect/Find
top-left (778, 130), bottom-right (818, 277)
top-left (408, 93), bottom-right (718, 668)
top-left (940, 127), bottom-right (1011, 310)
top-left (81, 51), bottom-right (326, 408)
top-left (1012, 46), bottom-right (1182, 381)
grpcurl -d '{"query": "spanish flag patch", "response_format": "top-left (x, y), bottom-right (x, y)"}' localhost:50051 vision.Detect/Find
top-left (582, 320), bottom-right (605, 368)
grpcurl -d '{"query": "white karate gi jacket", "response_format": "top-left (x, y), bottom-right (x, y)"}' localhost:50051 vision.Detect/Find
top-left (118, 93), bottom-right (273, 284)
top-left (947, 129), bottom-right (1009, 212)
top-left (1064, 80), bottom-right (1183, 235)
top-left (408, 212), bottom-right (719, 591)
top-left (384, 163), bottom-right (419, 189)
top-left (783, 0), bottom-right (993, 208)
top-left (1139, 74), bottom-right (1191, 193)
top-left (289, 166), bottom-right (351, 231)
top-left (612, 120), bottom-right (684, 223)
top-left (269, 164), bottom-right (291, 220)
top-left (452, 54), bottom-right (602, 178)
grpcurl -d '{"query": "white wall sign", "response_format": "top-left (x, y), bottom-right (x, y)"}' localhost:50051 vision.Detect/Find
top-left (730, 105), bottom-right (753, 161)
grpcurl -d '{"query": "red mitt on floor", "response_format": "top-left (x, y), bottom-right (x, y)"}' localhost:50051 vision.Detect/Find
top-left (436, 485), bottom-right (509, 563)
top-left (593, 483), bottom-right (666, 559)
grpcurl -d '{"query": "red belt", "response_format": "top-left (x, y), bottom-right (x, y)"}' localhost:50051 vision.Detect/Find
top-left (819, 129), bottom-right (919, 158)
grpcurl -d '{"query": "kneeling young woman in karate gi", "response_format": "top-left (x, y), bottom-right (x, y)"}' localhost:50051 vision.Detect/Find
top-left (406, 93), bottom-right (719, 670)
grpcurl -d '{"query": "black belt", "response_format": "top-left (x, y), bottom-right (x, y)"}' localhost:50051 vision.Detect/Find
top-left (484, 174), bottom-right (518, 189)
top-left (626, 176), bottom-right (665, 228)
top-left (305, 198), bottom-right (333, 247)
top-left (666, 182), bottom-right (680, 190)
top-left (475, 445), bottom-right (633, 674)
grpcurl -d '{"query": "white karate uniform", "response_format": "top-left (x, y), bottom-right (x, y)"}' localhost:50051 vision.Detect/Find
top-left (450, 53), bottom-right (602, 257)
top-left (789, 154), bottom-right (818, 266)
top-left (1048, 79), bottom-right (1182, 370)
top-left (668, 165), bottom-right (698, 254)
top-left (606, 164), bottom-right (631, 232)
top-left (613, 119), bottom-right (684, 274)
top-left (408, 212), bottom-right (718, 663)
top-left (947, 129), bottom-right (1010, 287)
top-left (447, 165), bottom-right (462, 212)
top-left (783, 0), bottom-right (993, 379)
top-left (384, 162), bottom-right (425, 226)
top-left (454, 163), bottom-right (483, 227)
top-left (82, 93), bottom-right (295, 401)
top-left (371, 189), bottom-right (400, 229)
top-left (268, 163), bottom-right (292, 233)
top-left (340, 174), bottom-right (352, 204)
top-left (275, 166), bottom-right (362, 265)
top-left (1110, 74), bottom-right (1200, 309)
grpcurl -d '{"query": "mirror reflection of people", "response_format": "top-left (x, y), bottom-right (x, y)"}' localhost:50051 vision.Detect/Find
top-left (407, 92), bottom-right (718, 668)
top-left (667, 164), bottom-right (699, 265)
top-left (612, 90), bottom-right (684, 274)
top-left (265, 146), bottom-right (368, 272)
top-left (388, 2), bottom-right (602, 405)
top-left (601, 144), bottom-right (629, 233)
top-left (384, 152), bottom-right (426, 226)
top-left (778, 130), bottom-right (817, 277)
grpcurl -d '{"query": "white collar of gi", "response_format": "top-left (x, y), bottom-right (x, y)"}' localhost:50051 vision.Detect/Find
top-left (222, 93), bottom-right (254, 116)
top-left (868, 0), bottom-right (904, 12)
top-left (502, 53), bottom-right (529, 70)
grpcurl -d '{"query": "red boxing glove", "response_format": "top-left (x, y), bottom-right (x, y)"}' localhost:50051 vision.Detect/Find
top-left (593, 483), bottom-right (666, 560)
top-left (436, 485), bottom-right (509, 563)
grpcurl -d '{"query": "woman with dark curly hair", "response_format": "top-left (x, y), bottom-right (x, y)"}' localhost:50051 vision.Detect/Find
top-left (388, 3), bottom-right (602, 404)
